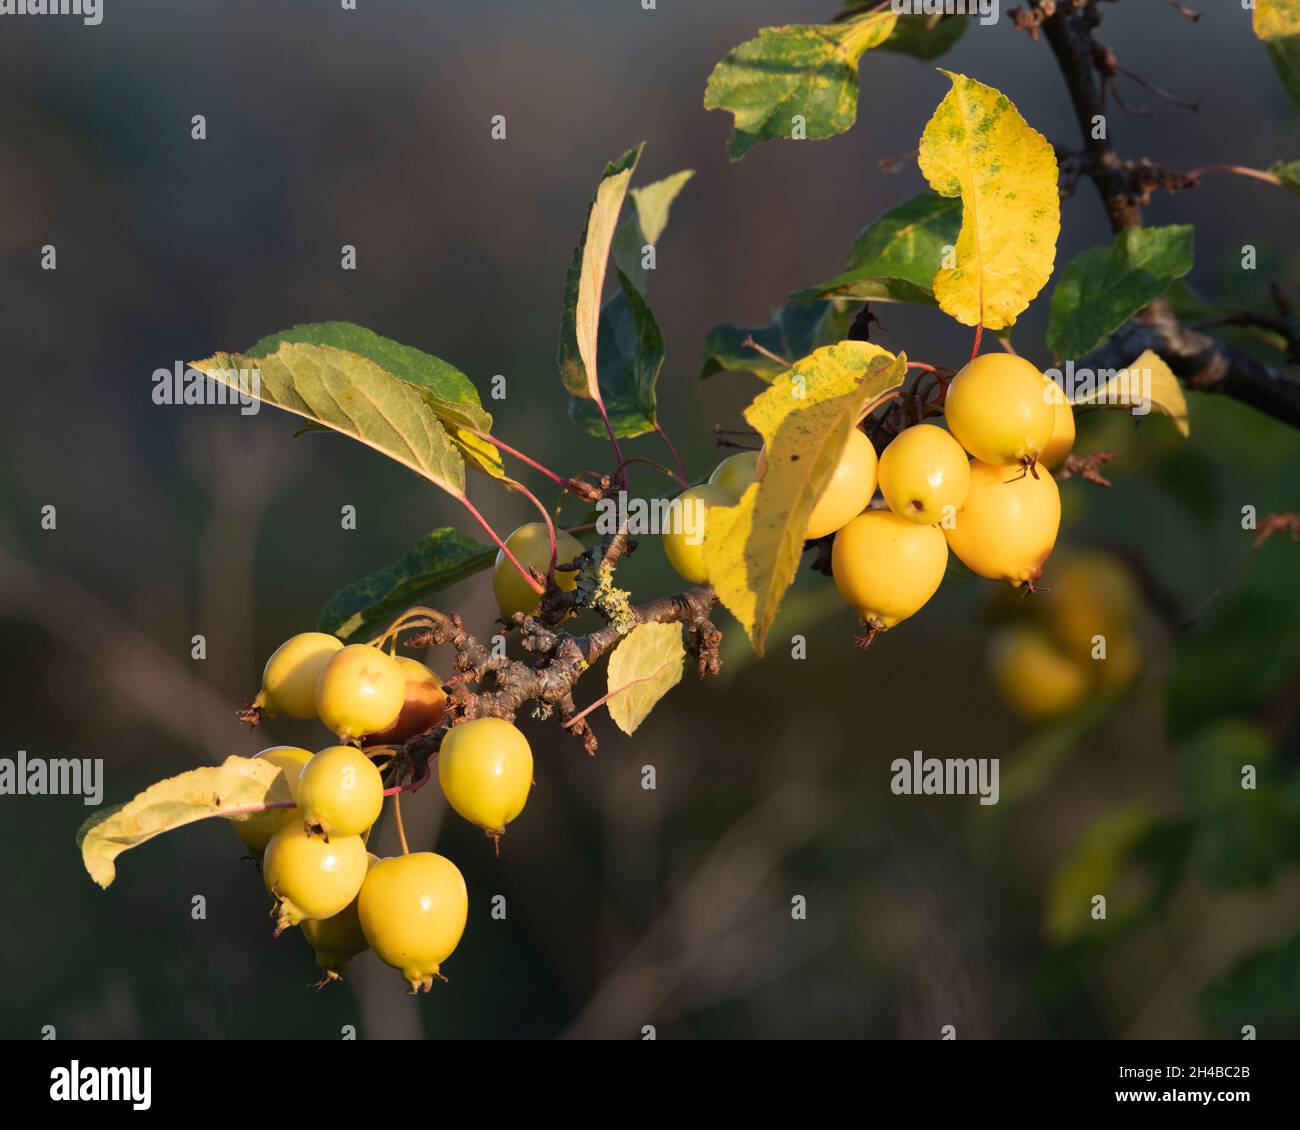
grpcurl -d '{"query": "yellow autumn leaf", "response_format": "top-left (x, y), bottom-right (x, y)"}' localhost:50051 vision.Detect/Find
top-left (604, 622), bottom-right (687, 735)
top-left (1255, 0), bottom-right (1300, 41)
top-left (1069, 348), bottom-right (1189, 437)
top-left (918, 71), bottom-right (1060, 331)
top-left (79, 756), bottom-right (290, 889)
top-left (705, 343), bottom-right (905, 655)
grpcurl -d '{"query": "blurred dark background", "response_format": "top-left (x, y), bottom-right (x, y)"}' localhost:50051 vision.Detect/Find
top-left (1, 1), bottom-right (1298, 1039)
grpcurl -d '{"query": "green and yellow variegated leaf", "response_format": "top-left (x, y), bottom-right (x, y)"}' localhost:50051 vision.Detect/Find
top-left (705, 344), bottom-right (906, 654)
top-left (1254, 0), bottom-right (1300, 104)
top-left (193, 342), bottom-right (468, 498)
top-left (1070, 348), bottom-right (1189, 437)
top-left (704, 13), bottom-right (898, 161)
top-left (604, 622), bottom-right (687, 735)
top-left (80, 756), bottom-right (289, 889)
top-left (918, 71), bottom-right (1060, 331)
top-left (559, 144), bottom-right (644, 404)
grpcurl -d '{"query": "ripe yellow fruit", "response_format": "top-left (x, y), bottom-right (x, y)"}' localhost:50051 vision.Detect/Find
top-left (945, 353), bottom-right (1055, 466)
top-left (877, 424), bottom-right (971, 526)
top-left (364, 657), bottom-right (447, 744)
top-left (358, 853), bottom-right (469, 993)
top-left (944, 460), bottom-right (1061, 586)
top-left (708, 450), bottom-right (760, 500)
top-left (438, 717), bottom-right (533, 837)
top-left (314, 644), bottom-right (405, 742)
top-left (1045, 551), bottom-right (1139, 657)
top-left (804, 428), bottom-right (878, 540)
top-left (231, 745), bottom-right (314, 856)
top-left (662, 483), bottom-right (733, 584)
top-left (263, 824), bottom-right (369, 935)
top-left (302, 853), bottom-right (379, 983)
top-left (252, 632), bottom-right (343, 720)
top-left (493, 523), bottom-right (585, 622)
top-left (831, 510), bottom-right (948, 630)
top-left (1040, 377), bottom-right (1076, 470)
top-left (297, 745), bottom-right (385, 839)
top-left (987, 625), bottom-right (1090, 721)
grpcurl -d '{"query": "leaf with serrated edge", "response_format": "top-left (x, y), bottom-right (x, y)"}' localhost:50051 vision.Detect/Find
top-left (918, 71), bottom-right (1060, 331)
top-left (81, 756), bottom-right (289, 889)
top-left (705, 344), bottom-right (905, 654)
top-left (1047, 226), bottom-right (1194, 359)
top-left (1070, 348), bottom-right (1189, 437)
top-left (605, 622), bottom-right (687, 735)
top-left (193, 342), bottom-right (467, 498)
top-left (559, 145), bottom-right (644, 404)
top-left (793, 192), bottom-right (962, 306)
top-left (244, 322), bottom-right (502, 476)
top-left (319, 528), bottom-right (496, 642)
top-left (704, 14), bottom-right (898, 161)
top-left (701, 303), bottom-right (851, 382)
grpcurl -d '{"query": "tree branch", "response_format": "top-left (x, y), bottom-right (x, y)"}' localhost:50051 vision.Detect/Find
top-left (1036, 0), bottom-right (1300, 430)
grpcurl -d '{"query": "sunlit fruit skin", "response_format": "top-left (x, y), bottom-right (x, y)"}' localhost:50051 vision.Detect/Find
top-left (987, 625), bottom-right (1090, 721)
top-left (944, 460), bottom-right (1061, 586)
top-left (253, 632), bottom-right (343, 720)
top-left (708, 450), bottom-right (760, 501)
top-left (438, 717), bottom-right (534, 836)
top-left (830, 510), bottom-right (948, 629)
top-left (945, 353), bottom-right (1055, 466)
top-left (662, 484), bottom-right (733, 584)
top-left (263, 824), bottom-right (369, 935)
top-left (232, 746), bottom-right (314, 856)
top-left (297, 745), bottom-right (385, 839)
top-left (804, 428), bottom-right (878, 540)
top-left (314, 644), bottom-right (405, 742)
top-left (493, 523), bottom-right (585, 621)
top-left (364, 657), bottom-right (447, 744)
top-left (1040, 377), bottom-right (1076, 470)
top-left (1045, 551), bottom-right (1138, 657)
top-left (877, 424), bottom-right (971, 526)
top-left (358, 853), bottom-right (469, 993)
top-left (302, 853), bottom-right (378, 983)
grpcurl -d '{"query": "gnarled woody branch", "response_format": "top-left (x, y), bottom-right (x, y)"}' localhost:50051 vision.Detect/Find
top-left (1036, 0), bottom-right (1300, 431)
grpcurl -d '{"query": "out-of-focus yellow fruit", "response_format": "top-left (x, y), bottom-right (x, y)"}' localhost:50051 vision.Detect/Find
top-left (492, 523), bottom-right (585, 622)
top-left (877, 423), bottom-right (971, 526)
top-left (987, 625), bottom-right (1090, 720)
top-left (1040, 378), bottom-right (1076, 470)
top-left (945, 353), bottom-right (1055, 467)
top-left (708, 451), bottom-right (760, 501)
top-left (1094, 631), bottom-right (1142, 691)
top-left (232, 746), bottom-right (314, 856)
top-left (1044, 550), bottom-right (1140, 657)
top-left (831, 510), bottom-right (948, 630)
top-left (663, 484), bottom-right (733, 584)
top-left (944, 460), bottom-right (1061, 586)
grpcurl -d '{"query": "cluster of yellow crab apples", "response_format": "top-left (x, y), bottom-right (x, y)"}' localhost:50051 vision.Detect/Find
top-left (232, 633), bottom-right (533, 992)
top-left (668, 353), bottom-right (1075, 632)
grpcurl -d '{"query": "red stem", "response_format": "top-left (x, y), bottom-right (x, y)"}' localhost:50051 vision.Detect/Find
top-left (969, 322), bottom-right (984, 361)
top-left (472, 429), bottom-right (589, 496)
top-left (506, 477), bottom-right (561, 581)
top-left (654, 422), bottom-right (689, 485)
top-left (459, 494), bottom-right (545, 594)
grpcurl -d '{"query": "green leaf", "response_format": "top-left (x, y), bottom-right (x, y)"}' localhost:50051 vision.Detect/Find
top-left (244, 321), bottom-right (502, 476)
top-left (879, 12), bottom-right (969, 60)
top-left (192, 342), bottom-right (468, 499)
top-left (1201, 929), bottom-right (1300, 1037)
top-left (318, 528), bottom-right (497, 642)
top-left (1270, 158), bottom-right (1300, 195)
top-left (1044, 807), bottom-right (1152, 944)
top-left (559, 144), bottom-right (644, 407)
top-left (1047, 225), bottom-right (1194, 358)
top-left (1254, 1), bottom-right (1300, 105)
top-left (701, 302), bottom-right (851, 382)
top-left (1179, 719), bottom-right (1299, 889)
top-left (569, 269), bottom-right (665, 439)
top-left (604, 622), bottom-right (687, 735)
top-left (611, 169), bottom-right (694, 294)
top-left (703, 13), bottom-right (898, 161)
top-left (80, 756), bottom-right (287, 889)
top-left (792, 192), bottom-right (962, 306)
